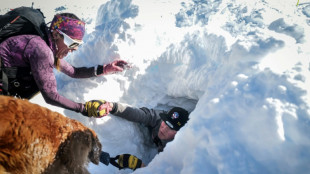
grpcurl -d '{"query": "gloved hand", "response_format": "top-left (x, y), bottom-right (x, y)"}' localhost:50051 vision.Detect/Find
top-left (96, 60), bottom-right (129, 75)
top-left (110, 154), bottom-right (144, 171)
top-left (82, 100), bottom-right (112, 118)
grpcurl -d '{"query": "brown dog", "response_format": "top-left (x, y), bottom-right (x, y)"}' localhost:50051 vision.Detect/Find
top-left (0, 96), bottom-right (102, 174)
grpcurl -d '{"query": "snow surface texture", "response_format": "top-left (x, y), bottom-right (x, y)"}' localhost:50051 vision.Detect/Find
top-left (2, 0), bottom-right (310, 173)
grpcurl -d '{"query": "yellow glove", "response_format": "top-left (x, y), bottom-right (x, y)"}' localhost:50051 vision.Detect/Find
top-left (83, 100), bottom-right (111, 118)
top-left (110, 154), bottom-right (144, 171)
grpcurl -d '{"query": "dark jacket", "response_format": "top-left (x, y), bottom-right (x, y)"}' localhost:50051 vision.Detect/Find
top-left (110, 102), bottom-right (172, 152)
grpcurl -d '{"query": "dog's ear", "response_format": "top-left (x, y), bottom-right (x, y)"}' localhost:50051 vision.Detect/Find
top-left (88, 134), bottom-right (102, 164)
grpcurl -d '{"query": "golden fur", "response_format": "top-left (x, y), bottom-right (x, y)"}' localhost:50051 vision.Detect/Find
top-left (0, 96), bottom-right (102, 174)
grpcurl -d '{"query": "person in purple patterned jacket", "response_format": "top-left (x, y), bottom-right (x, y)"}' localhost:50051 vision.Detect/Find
top-left (0, 13), bottom-right (126, 118)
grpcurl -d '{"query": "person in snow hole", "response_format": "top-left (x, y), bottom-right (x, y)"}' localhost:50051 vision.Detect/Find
top-left (98, 101), bottom-right (190, 170)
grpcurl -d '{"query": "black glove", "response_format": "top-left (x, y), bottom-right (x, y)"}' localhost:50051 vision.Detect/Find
top-left (99, 151), bottom-right (110, 166)
top-left (110, 154), bottom-right (143, 171)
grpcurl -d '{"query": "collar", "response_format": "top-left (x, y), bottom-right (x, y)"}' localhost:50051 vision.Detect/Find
top-left (153, 136), bottom-right (164, 152)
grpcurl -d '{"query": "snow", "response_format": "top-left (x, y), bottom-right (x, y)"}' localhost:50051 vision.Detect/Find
top-left (2, 0), bottom-right (310, 173)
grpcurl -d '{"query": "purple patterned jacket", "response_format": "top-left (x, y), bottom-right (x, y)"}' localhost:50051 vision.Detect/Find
top-left (0, 34), bottom-right (95, 113)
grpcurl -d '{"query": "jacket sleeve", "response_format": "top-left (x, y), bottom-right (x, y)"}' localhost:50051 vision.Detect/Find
top-left (26, 37), bottom-right (84, 113)
top-left (111, 102), bottom-right (162, 128)
top-left (58, 59), bottom-right (96, 78)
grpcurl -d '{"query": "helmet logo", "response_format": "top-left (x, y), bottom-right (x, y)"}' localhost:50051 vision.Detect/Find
top-left (171, 112), bottom-right (179, 119)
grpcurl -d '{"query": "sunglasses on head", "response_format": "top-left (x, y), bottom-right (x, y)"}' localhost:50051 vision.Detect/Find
top-left (57, 29), bottom-right (83, 48)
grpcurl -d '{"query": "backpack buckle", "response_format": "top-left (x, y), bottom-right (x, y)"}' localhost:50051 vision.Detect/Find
top-left (13, 81), bottom-right (20, 87)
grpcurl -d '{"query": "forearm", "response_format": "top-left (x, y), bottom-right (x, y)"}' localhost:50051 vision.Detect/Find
top-left (37, 73), bottom-right (84, 113)
top-left (59, 59), bottom-right (96, 78)
top-left (32, 61), bottom-right (84, 113)
top-left (110, 102), bottom-right (160, 127)
top-left (60, 59), bottom-right (128, 78)
top-left (41, 91), bottom-right (84, 113)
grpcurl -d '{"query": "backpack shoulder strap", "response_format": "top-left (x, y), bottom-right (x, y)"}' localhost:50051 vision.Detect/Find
top-left (0, 58), bottom-right (9, 95)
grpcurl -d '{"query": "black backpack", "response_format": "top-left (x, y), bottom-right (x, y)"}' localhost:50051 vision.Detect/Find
top-left (0, 6), bottom-right (49, 99)
top-left (0, 6), bottom-right (49, 44)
